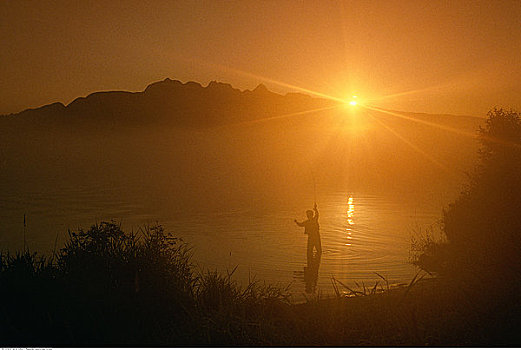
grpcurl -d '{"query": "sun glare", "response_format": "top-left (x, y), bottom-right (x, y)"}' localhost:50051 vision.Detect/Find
top-left (346, 95), bottom-right (359, 107)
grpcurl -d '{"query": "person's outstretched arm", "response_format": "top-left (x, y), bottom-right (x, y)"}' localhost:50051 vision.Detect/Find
top-left (294, 219), bottom-right (305, 227)
top-left (313, 203), bottom-right (319, 220)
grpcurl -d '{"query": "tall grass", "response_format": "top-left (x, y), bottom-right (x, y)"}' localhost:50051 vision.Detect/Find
top-left (0, 221), bottom-right (292, 345)
top-left (1, 220), bottom-right (520, 346)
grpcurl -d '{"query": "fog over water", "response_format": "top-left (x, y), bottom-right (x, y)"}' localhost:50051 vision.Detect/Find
top-left (0, 107), bottom-right (481, 298)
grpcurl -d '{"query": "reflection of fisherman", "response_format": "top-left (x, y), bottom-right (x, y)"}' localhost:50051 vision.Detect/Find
top-left (304, 253), bottom-right (321, 293)
top-left (295, 203), bottom-right (322, 260)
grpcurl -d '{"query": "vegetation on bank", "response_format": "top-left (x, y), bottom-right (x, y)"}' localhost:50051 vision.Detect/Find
top-left (412, 109), bottom-right (521, 283)
top-left (2, 108), bottom-right (521, 346)
top-left (0, 222), bottom-right (294, 345)
top-left (409, 107), bottom-right (521, 344)
top-left (3, 221), bottom-right (516, 346)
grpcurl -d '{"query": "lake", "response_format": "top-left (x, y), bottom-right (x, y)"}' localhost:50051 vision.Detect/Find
top-left (0, 108), bottom-right (479, 300)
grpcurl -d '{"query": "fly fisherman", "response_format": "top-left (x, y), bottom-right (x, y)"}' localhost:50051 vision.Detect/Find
top-left (295, 203), bottom-right (322, 261)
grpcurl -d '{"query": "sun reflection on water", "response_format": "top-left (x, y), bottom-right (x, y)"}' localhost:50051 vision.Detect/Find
top-left (346, 195), bottom-right (355, 245)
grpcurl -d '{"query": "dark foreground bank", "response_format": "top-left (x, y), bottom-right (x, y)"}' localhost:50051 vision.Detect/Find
top-left (1, 221), bottom-right (519, 346)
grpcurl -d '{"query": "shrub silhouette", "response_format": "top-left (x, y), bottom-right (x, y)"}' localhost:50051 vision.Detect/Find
top-left (0, 222), bottom-right (196, 345)
top-left (0, 221), bottom-right (293, 345)
top-left (410, 107), bottom-right (521, 290)
top-left (2, 219), bottom-right (520, 345)
top-left (59, 221), bottom-right (193, 301)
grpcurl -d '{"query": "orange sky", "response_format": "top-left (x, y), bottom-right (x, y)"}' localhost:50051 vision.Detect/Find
top-left (1, 0), bottom-right (520, 116)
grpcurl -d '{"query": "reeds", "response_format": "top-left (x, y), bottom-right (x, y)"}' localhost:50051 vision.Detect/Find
top-left (1, 221), bottom-right (519, 346)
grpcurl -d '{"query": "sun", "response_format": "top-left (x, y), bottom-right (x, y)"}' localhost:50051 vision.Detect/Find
top-left (345, 95), bottom-right (359, 108)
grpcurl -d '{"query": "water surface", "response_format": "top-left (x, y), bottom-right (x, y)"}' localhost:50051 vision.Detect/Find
top-left (0, 110), bottom-right (478, 299)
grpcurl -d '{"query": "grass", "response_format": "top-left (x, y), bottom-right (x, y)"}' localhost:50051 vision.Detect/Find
top-left (1, 221), bottom-right (520, 346)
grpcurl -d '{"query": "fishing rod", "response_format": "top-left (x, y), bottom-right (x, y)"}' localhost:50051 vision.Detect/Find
top-left (311, 170), bottom-right (317, 207)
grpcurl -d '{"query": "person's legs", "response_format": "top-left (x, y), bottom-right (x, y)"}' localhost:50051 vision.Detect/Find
top-left (307, 237), bottom-right (314, 262)
top-left (308, 236), bottom-right (322, 260)
top-left (315, 235), bottom-right (322, 256)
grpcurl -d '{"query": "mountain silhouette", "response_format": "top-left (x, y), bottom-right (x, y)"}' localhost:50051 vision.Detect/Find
top-left (1, 79), bottom-right (336, 129)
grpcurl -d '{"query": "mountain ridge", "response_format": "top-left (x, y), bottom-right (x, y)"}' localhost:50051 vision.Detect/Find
top-left (1, 78), bottom-right (336, 129)
top-left (1, 78), bottom-right (483, 132)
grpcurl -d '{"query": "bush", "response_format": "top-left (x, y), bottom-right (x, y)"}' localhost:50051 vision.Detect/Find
top-left (444, 109), bottom-right (521, 278)
top-left (0, 222), bottom-right (196, 345)
top-left (2, 218), bottom-right (519, 345)
top-left (414, 108), bottom-right (521, 285)
top-left (0, 221), bottom-right (293, 346)
top-left (409, 224), bottom-right (449, 275)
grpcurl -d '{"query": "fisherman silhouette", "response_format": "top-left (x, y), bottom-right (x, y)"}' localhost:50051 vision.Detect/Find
top-left (295, 203), bottom-right (322, 261)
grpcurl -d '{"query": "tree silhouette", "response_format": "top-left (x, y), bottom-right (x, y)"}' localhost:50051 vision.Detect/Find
top-left (442, 108), bottom-right (521, 281)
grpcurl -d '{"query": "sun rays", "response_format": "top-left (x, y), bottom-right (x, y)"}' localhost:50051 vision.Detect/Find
top-left (168, 53), bottom-right (347, 104)
top-left (220, 104), bottom-right (341, 128)
top-left (366, 111), bottom-right (459, 177)
top-left (364, 104), bottom-right (521, 150)
top-left (167, 51), bottom-right (521, 170)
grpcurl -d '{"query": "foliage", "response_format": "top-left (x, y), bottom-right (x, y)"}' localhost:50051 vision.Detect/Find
top-left (409, 224), bottom-right (449, 275)
top-left (414, 108), bottom-right (521, 286)
top-left (444, 109), bottom-right (521, 278)
top-left (192, 268), bottom-right (291, 345)
top-left (0, 221), bottom-right (292, 345)
top-left (2, 218), bottom-right (521, 345)
top-left (0, 222), bottom-right (196, 345)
